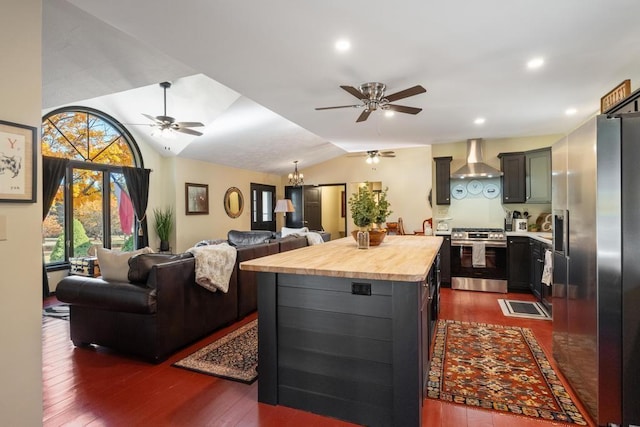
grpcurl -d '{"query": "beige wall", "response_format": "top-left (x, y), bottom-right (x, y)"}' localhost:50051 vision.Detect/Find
top-left (320, 185), bottom-right (344, 240)
top-left (300, 146), bottom-right (433, 234)
top-left (431, 135), bottom-right (560, 229)
top-left (0, 0), bottom-right (44, 424)
top-left (170, 157), bottom-right (282, 252)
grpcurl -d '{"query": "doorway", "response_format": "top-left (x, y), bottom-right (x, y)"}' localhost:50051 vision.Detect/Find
top-left (285, 184), bottom-right (347, 240)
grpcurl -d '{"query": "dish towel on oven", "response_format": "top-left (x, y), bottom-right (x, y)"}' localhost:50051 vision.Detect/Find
top-left (542, 249), bottom-right (553, 286)
top-left (472, 242), bottom-right (486, 267)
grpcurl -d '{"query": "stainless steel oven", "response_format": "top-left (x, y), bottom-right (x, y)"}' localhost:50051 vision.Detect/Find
top-left (450, 228), bottom-right (508, 293)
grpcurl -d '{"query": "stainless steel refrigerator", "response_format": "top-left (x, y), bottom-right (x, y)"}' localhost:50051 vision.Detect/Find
top-left (552, 113), bottom-right (640, 426)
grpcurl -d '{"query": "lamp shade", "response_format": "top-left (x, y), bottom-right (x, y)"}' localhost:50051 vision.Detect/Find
top-left (274, 199), bottom-right (295, 213)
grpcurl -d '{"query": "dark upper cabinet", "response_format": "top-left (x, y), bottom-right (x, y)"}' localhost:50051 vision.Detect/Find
top-left (499, 148), bottom-right (551, 204)
top-left (434, 156), bottom-right (453, 205)
top-left (507, 236), bottom-right (531, 292)
top-left (526, 147), bottom-right (551, 204)
top-left (499, 152), bottom-right (526, 204)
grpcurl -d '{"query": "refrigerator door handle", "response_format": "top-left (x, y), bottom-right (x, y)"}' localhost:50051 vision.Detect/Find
top-left (565, 210), bottom-right (569, 257)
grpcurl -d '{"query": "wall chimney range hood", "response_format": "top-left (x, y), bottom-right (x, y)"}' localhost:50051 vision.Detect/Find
top-left (450, 138), bottom-right (503, 179)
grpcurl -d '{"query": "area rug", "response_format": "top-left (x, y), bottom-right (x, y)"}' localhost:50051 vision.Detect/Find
top-left (173, 319), bottom-right (257, 384)
top-left (498, 299), bottom-right (550, 320)
top-left (42, 303), bottom-right (69, 320)
top-left (427, 320), bottom-right (587, 425)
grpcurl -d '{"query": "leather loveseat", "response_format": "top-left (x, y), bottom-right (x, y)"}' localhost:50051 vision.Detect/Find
top-left (56, 252), bottom-right (238, 362)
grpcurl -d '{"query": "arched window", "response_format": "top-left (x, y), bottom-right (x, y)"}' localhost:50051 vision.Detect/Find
top-left (42, 106), bottom-right (144, 266)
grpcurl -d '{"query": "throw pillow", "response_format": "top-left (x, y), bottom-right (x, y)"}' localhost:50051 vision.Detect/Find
top-left (281, 226), bottom-right (309, 237)
top-left (97, 246), bottom-right (154, 282)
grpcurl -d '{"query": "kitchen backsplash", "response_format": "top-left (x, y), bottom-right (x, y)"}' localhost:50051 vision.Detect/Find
top-left (435, 177), bottom-right (551, 229)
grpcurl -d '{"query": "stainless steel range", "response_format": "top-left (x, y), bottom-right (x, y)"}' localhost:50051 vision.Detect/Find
top-left (450, 227), bottom-right (508, 293)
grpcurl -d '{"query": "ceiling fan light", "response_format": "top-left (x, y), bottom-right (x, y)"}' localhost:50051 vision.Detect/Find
top-left (366, 156), bottom-right (373, 164)
top-left (373, 156), bottom-right (380, 164)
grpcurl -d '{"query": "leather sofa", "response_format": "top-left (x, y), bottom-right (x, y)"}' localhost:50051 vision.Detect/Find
top-left (222, 230), bottom-right (309, 318)
top-left (56, 252), bottom-right (238, 362)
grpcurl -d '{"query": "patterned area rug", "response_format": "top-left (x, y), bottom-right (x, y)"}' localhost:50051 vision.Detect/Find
top-left (427, 320), bottom-right (587, 425)
top-left (173, 319), bottom-right (257, 384)
top-left (42, 303), bottom-right (69, 320)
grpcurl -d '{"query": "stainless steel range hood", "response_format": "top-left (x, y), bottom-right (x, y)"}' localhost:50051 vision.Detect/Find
top-left (451, 138), bottom-right (503, 179)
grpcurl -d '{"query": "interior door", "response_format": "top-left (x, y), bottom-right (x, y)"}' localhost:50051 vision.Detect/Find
top-left (284, 186), bottom-right (303, 228)
top-left (304, 186), bottom-right (322, 230)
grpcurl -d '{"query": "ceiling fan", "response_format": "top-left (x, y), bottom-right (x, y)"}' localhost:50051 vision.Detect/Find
top-left (348, 150), bottom-right (396, 164)
top-left (315, 82), bottom-right (426, 122)
top-left (141, 82), bottom-right (205, 136)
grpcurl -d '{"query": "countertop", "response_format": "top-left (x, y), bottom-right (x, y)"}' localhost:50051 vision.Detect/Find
top-left (507, 231), bottom-right (552, 244)
top-left (240, 235), bottom-right (443, 282)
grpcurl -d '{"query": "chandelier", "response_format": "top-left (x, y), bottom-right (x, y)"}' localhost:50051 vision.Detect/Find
top-left (288, 160), bottom-right (304, 186)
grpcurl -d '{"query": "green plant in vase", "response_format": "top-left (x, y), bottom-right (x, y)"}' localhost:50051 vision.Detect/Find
top-left (349, 185), bottom-right (376, 229)
top-left (153, 206), bottom-right (174, 252)
top-left (373, 186), bottom-right (393, 229)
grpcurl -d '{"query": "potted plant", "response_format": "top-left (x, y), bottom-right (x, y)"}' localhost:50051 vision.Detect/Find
top-left (348, 184), bottom-right (392, 246)
top-left (153, 207), bottom-right (174, 252)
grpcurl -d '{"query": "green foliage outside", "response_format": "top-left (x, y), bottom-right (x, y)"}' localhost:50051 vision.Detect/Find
top-left (49, 218), bottom-right (92, 261)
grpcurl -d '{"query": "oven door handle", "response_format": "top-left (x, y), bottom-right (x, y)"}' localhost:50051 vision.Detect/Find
top-left (450, 241), bottom-right (507, 248)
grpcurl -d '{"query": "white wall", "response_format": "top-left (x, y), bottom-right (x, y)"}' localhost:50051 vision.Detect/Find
top-left (431, 135), bottom-right (559, 229)
top-left (300, 146), bottom-right (433, 234)
top-left (0, 0), bottom-right (44, 424)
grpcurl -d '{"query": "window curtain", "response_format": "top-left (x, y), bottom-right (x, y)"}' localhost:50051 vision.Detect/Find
top-left (122, 167), bottom-right (151, 249)
top-left (42, 156), bottom-right (69, 298)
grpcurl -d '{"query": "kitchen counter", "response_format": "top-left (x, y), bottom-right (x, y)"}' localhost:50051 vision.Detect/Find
top-left (507, 231), bottom-right (552, 244)
top-left (242, 235), bottom-right (443, 427)
top-left (241, 235), bottom-right (442, 282)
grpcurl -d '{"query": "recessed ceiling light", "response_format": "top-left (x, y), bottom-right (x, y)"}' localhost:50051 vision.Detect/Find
top-left (527, 57), bottom-right (544, 69)
top-left (565, 108), bottom-right (577, 116)
top-left (474, 117), bottom-right (486, 125)
top-left (385, 111), bottom-right (395, 118)
top-left (335, 39), bottom-right (351, 52)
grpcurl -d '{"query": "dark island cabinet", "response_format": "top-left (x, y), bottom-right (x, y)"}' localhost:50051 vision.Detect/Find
top-left (434, 156), bottom-right (453, 205)
top-left (529, 240), bottom-right (543, 299)
top-left (438, 234), bottom-right (451, 287)
top-left (499, 152), bottom-right (526, 204)
top-left (507, 236), bottom-right (531, 292)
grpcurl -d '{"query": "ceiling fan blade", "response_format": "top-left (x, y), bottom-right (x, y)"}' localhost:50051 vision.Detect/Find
top-left (340, 85), bottom-right (367, 100)
top-left (315, 105), bottom-right (361, 110)
top-left (380, 153), bottom-right (396, 157)
top-left (386, 104), bottom-right (423, 115)
top-left (175, 127), bottom-right (203, 136)
top-left (142, 113), bottom-right (162, 124)
top-left (356, 110), bottom-right (371, 122)
top-left (384, 85), bottom-right (426, 103)
top-left (175, 121), bottom-right (204, 128)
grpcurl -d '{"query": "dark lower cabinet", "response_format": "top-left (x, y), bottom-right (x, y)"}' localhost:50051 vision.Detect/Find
top-left (529, 240), bottom-right (543, 299)
top-left (507, 236), bottom-right (531, 292)
top-left (438, 234), bottom-right (451, 287)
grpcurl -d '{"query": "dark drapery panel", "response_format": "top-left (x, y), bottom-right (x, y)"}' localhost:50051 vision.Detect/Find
top-left (42, 156), bottom-right (69, 298)
top-left (122, 167), bottom-right (151, 249)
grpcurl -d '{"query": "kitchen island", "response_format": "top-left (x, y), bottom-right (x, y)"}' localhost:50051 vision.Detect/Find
top-left (240, 235), bottom-right (443, 427)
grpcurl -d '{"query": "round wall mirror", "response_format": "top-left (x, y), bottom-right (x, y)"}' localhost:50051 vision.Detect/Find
top-left (224, 187), bottom-right (244, 218)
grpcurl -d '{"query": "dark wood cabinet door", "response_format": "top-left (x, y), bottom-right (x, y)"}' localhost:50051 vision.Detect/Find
top-left (500, 153), bottom-right (526, 204)
top-left (434, 157), bottom-right (452, 205)
top-left (508, 236), bottom-right (531, 292)
top-left (439, 235), bottom-right (451, 286)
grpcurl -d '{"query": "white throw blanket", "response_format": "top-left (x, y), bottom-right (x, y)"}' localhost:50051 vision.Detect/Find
top-left (186, 243), bottom-right (237, 293)
top-left (304, 231), bottom-right (325, 245)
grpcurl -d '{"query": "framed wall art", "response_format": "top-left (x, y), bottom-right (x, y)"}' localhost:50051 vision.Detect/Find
top-left (0, 119), bottom-right (37, 203)
top-left (185, 182), bottom-right (209, 215)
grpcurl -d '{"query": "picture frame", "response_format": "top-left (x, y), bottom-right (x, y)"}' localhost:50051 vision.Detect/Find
top-left (185, 183), bottom-right (209, 215)
top-left (0, 119), bottom-right (37, 203)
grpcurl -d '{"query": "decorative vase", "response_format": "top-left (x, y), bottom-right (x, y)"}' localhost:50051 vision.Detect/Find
top-left (160, 240), bottom-right (170, 252)
top-left (351, 229), bottom-right (387, 247)
top-left (356, 229), bottom-right (370, 249)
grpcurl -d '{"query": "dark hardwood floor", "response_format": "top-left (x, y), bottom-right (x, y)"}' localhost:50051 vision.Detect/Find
top-left (43, 289), bottom-right (594, 426)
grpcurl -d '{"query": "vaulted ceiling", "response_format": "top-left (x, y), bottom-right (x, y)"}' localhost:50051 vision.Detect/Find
top-left (43, 0), bottom-right (640, 175)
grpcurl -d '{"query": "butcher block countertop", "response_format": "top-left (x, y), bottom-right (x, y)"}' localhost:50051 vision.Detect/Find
top-left (240, 235), bottom-right (443, 282)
